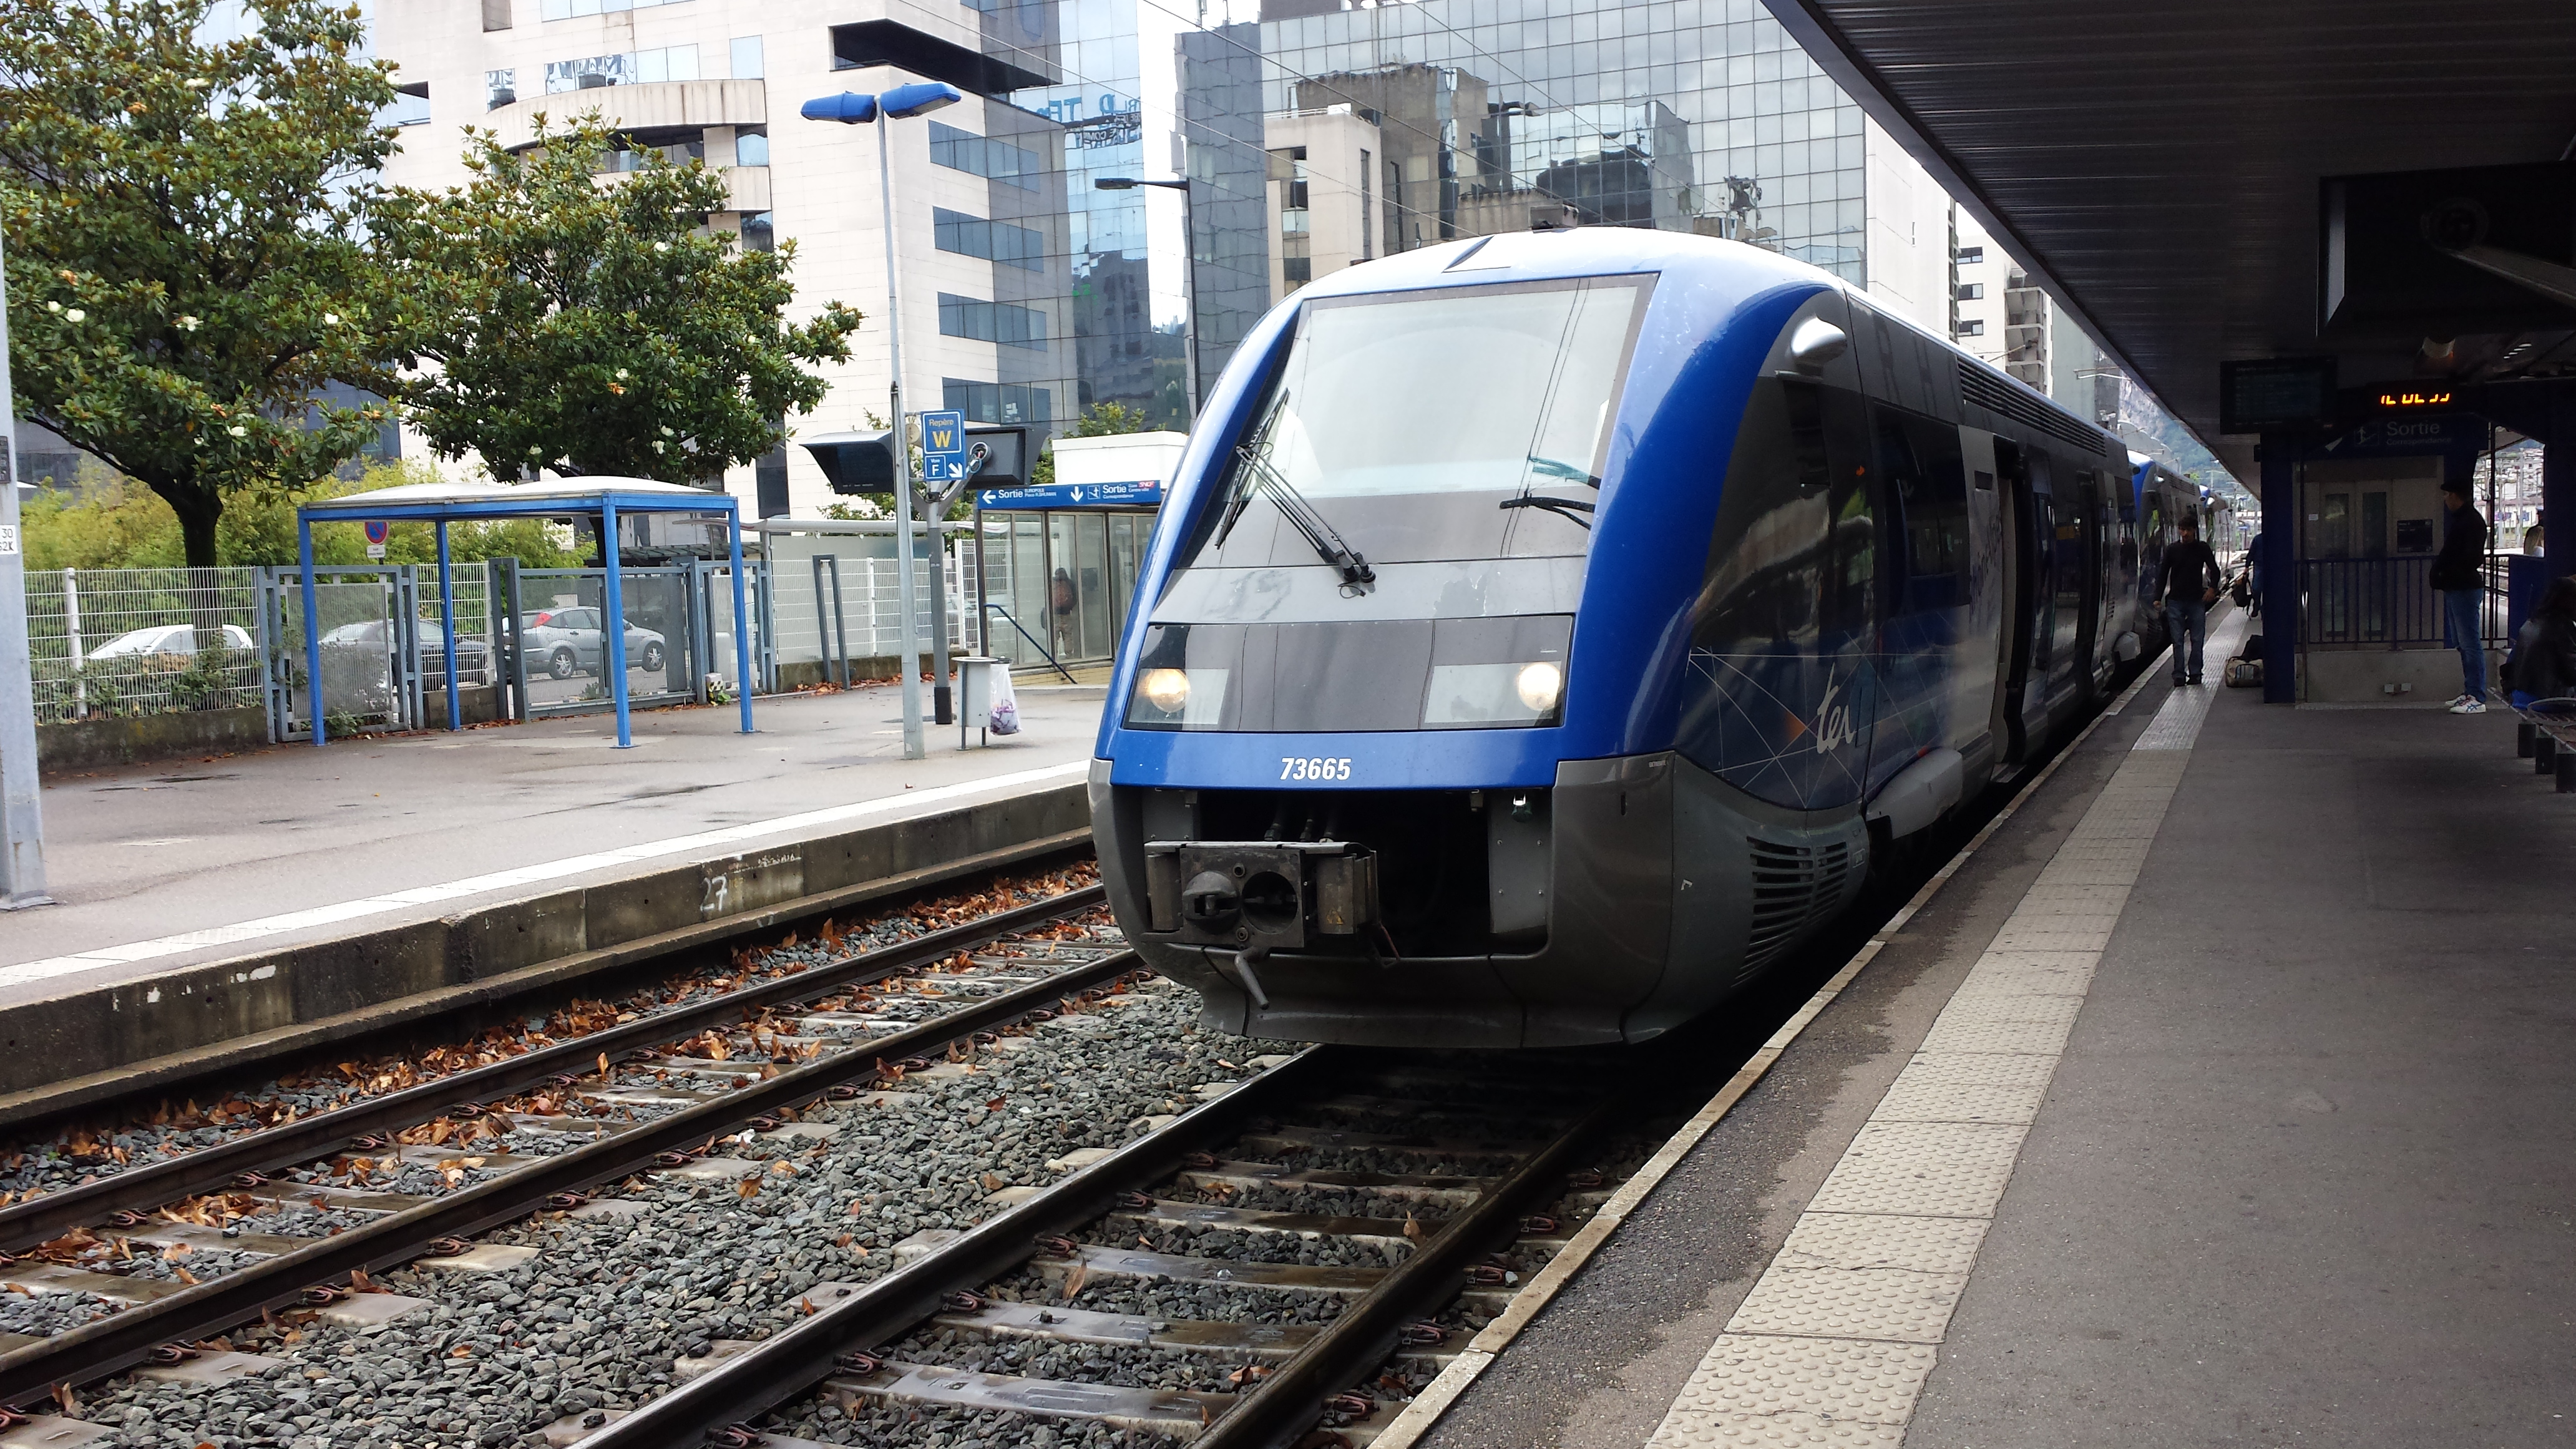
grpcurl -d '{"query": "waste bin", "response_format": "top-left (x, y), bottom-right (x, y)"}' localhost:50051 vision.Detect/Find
top-left (956, 655), bottom-right (1001, 746)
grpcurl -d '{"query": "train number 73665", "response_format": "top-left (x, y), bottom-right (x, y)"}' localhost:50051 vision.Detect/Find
top-left (1280, 756), bottom-right (1354, 781)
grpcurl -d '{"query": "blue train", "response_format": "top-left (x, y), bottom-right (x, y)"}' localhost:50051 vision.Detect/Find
top-left (1088, 228), bottom-right (2197, 1048)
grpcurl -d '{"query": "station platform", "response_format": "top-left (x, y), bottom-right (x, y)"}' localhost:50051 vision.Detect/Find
top-left (0, 683), bottom-right (1105, 1007)
top-left (1408, 610), bottom-right (2576, 1448)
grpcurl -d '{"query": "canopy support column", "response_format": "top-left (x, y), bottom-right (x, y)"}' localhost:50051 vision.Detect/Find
top-left (298, 516), bottom-right (326, 747)
top-left (436, 520), bottom-right (461, 731)
top-left (2260, 434), bottom-right (2296, 703)
top-left (602, 500), bottom-right (633, 748)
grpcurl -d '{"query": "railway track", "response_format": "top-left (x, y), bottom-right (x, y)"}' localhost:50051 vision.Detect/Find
top-left (0, 884), bottom-right (1134, 1412)
top-left (554, 1045), bottom-right (1652, 1449)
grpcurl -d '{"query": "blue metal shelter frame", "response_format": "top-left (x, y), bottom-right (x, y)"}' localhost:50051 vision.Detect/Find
top-left (295, 479), bottom-right (756, 748)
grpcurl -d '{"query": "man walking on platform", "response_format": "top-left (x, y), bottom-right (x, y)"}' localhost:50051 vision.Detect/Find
top-left (2431, 478), bottom-right (2490, 713)
top-left (2156, 515), bottom-right (2222, 685)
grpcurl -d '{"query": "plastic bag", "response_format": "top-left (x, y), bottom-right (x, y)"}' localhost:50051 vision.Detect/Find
top-left (987, 663), bottom-right (1021, 736)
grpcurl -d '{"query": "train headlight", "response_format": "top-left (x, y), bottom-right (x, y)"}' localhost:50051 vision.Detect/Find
top-left (1141, 668), bottom-right (1191, 713)
top-left (1515, 661), bottom-right (1564, 714)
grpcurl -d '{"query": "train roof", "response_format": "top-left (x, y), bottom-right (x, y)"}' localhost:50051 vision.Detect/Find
top-left (1289, 224), bottom-right (1838, 305)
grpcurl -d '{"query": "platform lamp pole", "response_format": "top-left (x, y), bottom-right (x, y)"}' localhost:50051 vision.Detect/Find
top-left (726, 498), bottom-right (756, 735)
top-left (804, 82), bottom-right (964, 762)
top-left (1096, 177), bottom-right (1201, 419)
top-left (0, 231), bottom-right (49, 905)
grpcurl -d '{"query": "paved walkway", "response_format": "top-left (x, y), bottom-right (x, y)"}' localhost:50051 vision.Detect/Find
top-left (0, 684), bottom-right (1106, 1006)
top-left (1413, 610), bottom-right (2575, 1447)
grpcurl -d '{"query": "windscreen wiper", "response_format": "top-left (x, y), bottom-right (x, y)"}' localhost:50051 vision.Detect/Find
top-left (1221, 406), bottom-right (1375, 590)
top-left (1499, 495), bottom-right (1594, 530)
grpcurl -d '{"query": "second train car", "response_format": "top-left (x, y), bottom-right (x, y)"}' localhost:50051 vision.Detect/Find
top-left (1089, 227), bottom-right (2198, 1048)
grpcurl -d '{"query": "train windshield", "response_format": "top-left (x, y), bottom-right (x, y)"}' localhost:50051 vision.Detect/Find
top-left (1183, 276), bottom-right (1650, 572)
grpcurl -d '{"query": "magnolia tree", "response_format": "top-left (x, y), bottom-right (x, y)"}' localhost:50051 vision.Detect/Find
top-left (393, 118), bottom-right (862, 484)
top-left (0, 0), bottom-right (414, 568)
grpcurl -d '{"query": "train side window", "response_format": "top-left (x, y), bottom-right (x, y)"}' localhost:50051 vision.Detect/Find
top-left (1872, 407), bottom-right (1968, 613)
top-left (1781, 379), bottom-right (1832, 492)
top-left (1694, 378), bottom-right (1868, 650)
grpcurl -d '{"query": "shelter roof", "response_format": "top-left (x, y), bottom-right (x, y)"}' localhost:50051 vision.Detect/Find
top-left (299, 478), bottom-right (733, 517)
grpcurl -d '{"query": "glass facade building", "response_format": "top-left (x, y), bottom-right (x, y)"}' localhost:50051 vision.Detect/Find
top-left (948, 0), bottom-right (1870, 435)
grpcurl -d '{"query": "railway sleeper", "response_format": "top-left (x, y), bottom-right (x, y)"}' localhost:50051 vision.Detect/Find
top-left (825, 1362), bottom-right (1237, 1442)
top-left (1029, 1244), bottom-right (1518, 1315)
top-left (1173, 1161), bottom-right (1493, 1208)
top-left (1237, 1125), bottom-right (1548, 1159)
top-left (1106, 1198), bottom-right (1427, 1249)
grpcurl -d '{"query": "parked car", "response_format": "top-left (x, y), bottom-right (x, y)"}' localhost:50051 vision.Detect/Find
top-left (517, 606), bottom-right (668, 680)
top-left (318, 618), bottom-right (493, 686)
top-left (84, 623), bottom-right (254, 661)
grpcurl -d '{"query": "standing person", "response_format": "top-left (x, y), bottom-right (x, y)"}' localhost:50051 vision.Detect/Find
top-left (2430, 478), bottom-right (2491, 713)
top-left (2155, 515), bottom-right (2222, 685)
top-left (2245, 530), bottom-right (2263, 617)
top-left (2524, 510), bottom-right (2546, 557)
top-left (2507, 575), bottom-right (2576, 709)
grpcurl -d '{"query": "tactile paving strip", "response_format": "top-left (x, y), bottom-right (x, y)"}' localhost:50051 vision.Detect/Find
top-left (1641, 672), bottom-right (2229, 1449)
top-left (1914, 1014), bottom-right (2076, 1056)
top-left (1984, 922), bottom-right (2115, 954)
top-left (1726, 1266), bottom-right (1970, 1342)
top-left (1776, 1214), bottom-right (1988, 1274)
top-left (1805, 1121), bottom-right (2029, 1217)
top-left (1664, 1336), bottom-right (1939, 1421)
top-left (1957, 962), bottom-right (2095, 997)
top-left (1646, 1408), bottom-right (1910, 1448)
top-left (1892, 1051), bottom-right (2063, 1088)
top-left (1870, 1075), bottom-right (2046, 1125)
top-left (1934, 987), bottom-right (2086, 1029)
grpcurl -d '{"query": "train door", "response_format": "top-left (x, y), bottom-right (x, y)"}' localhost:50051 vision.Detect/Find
top-left (2048, 469), bottom-right (2099, 710)
top-left (2140, 485), bottom-right (2169, 649)
top-left (1996, 439), bottom-right (2044, 766)
top-left (2094, 472), bottom-right (2127, 681)
top-left (1956, 427), bottom-right (2005, 780)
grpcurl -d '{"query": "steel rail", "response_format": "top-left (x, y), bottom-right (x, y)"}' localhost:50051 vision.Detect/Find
top-left (0, 885), bottom-right (1105, 1256)
top-left (0, 946), bottom-right (1143, 1407)
top-left (574, 1054), bottom-right (1624, 1449)
top-left (575, 1048), bottom-right (1344, 1448)
top-left (1193, 1089), bottom-right (1627, 1449)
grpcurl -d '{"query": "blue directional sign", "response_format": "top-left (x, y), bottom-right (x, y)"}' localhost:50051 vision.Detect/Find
top-left (975, 479), bottom-right (1166, 510)
top-left (919, 410), bottom-right (968, 482)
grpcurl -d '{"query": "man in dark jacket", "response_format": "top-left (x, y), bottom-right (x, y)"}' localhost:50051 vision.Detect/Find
top-left (2431, 479), bottom-right (2489, 713)
top-left (2155, 516), bottom-right (2222, 685)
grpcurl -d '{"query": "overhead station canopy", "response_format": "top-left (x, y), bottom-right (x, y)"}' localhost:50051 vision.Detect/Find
top-left (1761, 0), bottom-right (2576, 476)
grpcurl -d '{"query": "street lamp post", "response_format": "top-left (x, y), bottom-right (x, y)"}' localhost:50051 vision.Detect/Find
top-left (803, 82), bottom-right (964, 763)
top-left (1097, 177), bottom-right (1201, 420)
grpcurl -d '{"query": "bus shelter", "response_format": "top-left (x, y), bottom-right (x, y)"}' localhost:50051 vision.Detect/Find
top-left (296, 478), bottom-right (754, 748)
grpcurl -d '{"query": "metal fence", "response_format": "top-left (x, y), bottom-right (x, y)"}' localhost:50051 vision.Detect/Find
top-left (763, 525), bottom-right (974, 679)
top-left (2297, 557), bottom-right (2509, 650)
top-left (20, 560), bottom-right (779, 739)
top-left (22, 567), bottom-right (265, 725)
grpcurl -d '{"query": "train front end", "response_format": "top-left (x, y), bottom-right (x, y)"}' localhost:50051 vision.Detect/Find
top-left (1091, 231), bottom-right (1844, 1048)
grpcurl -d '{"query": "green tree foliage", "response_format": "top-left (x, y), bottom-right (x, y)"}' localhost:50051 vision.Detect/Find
top-left (0, 0), bottom-right (417, 568)
top-left (393, 117), bottom-right (862, 485)
top-left (22, 461), bottom-right (580, 570)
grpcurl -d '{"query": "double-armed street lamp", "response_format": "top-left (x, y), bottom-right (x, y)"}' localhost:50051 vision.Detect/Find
top-left (1096, 177), bottom-right (1201, 420)
top-left (802, 80), bottom-right (963, 762)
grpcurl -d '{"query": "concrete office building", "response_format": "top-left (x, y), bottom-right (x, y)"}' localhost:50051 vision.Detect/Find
top-left (1246, 0), bottom-right (1960, 336)
top-left (374, 0), bottom-right (1083, 518)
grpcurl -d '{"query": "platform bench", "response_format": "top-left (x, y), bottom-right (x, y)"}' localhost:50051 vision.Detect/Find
top-left (2513, 698), bottom-right (2576, 793)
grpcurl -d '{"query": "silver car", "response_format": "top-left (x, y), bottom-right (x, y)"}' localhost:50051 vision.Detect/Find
top-left (518, 607), bottom-right (668, 680)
